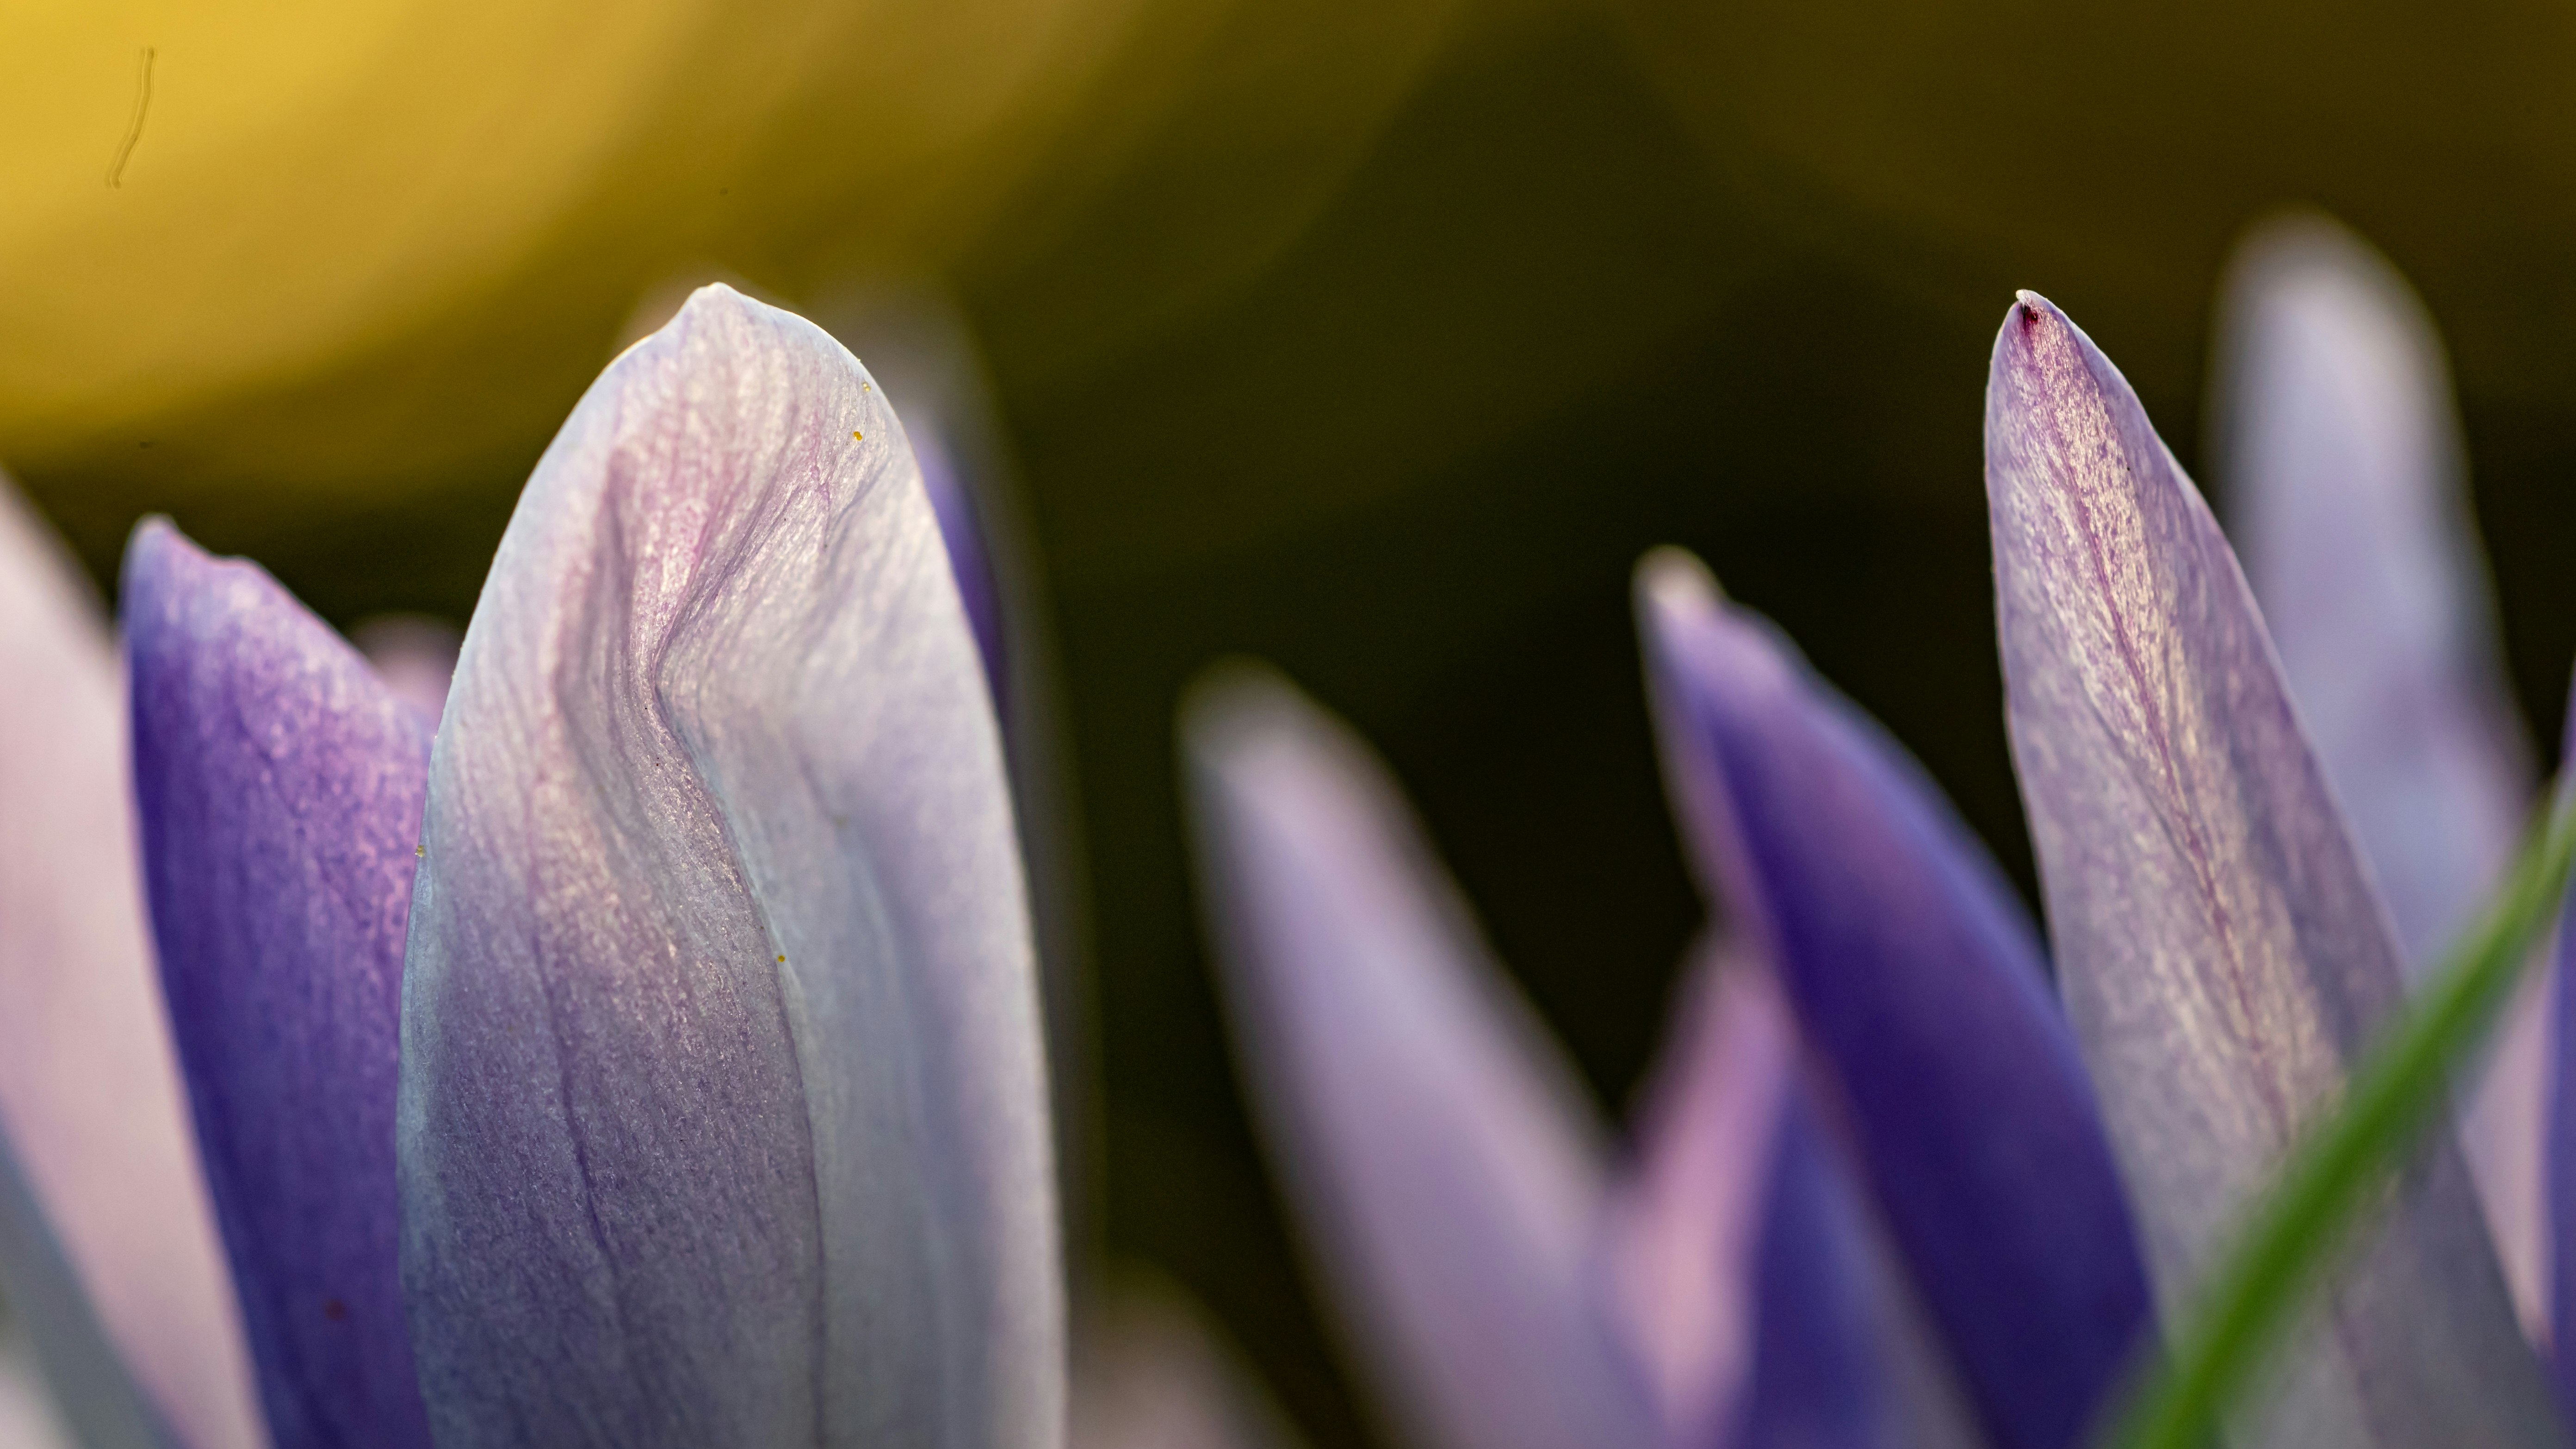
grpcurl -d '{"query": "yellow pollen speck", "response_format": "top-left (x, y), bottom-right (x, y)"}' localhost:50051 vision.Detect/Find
top-left (852, 430), bottom-right (863, 441)
top-left (776, 954), bottom-right (787, 964)
top-left (415, 845), bottom-right (425, 858)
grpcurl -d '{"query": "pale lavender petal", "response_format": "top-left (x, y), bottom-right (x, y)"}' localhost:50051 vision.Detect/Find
top-left (124, 523), bottom-right (432, 1449)
top-left (1989, 292), bottom-right (2558, 1445)
top-left (1638, 553), bottom-right (2147, 1449)
top-left (826, 293), bottom-right (1102, 1268)
top-left (1183, 668), bottom-right (1662, 1449)
top-left (2546, 703), bottom-right (2576, 1409)
top-left (1070, 1283), bottom-right (1301, 1449)
top-left (0, 1319), bottom-right (76, 1449)
top-left (1601, 952), bottom-right (1786, 1443)
top-left (2217, 216), bottom-right (2550, 1327)
top-left (348, 616), bottom-right (463, 727)
top-left (398, 285), bottom-right (1061, 1447)
top-left (0, 483), bottom-right (262, 1449)
top-left (1734, 1091), bottom-right (1898, 1449)
top-left (1608, 951), bottom-right (1925, 1449)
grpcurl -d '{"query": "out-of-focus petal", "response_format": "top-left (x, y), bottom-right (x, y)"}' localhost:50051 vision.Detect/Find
top-left (2215, 216), bottom-right (2551, 1329)
top-left (397, 285), bottom-right (1061, 1446)
top-left (2217, 215), bottom-right (2531, 970)
top-left (1609, 949), bottom-right (1928, 1449)
top-left (0, 483), bottom-right (263, 1449)
top-left (2547, 709), bottom-right (2576, 1411)
top-left (348, 616), bottom-right (464, 727)
top-left (0, 1319), bottom-right (75, 1449)
top-left (1988, 291), bottom-right (2559, 1445)
top-left (1602, 951), bottom-right (1785, 1443)
top-left (124, 523), bottom-right (433, 1449)
top-left (1070, 1282), bottom-right (1301, 1449)
top-left (1183, 668), bottom-right (1661, 1449)
top-left (1637, 551), bottom-right (2147, 1449)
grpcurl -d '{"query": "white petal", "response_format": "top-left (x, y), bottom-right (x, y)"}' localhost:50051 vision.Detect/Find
top-left (0, 483), bottom-right (261, 1449)
top-left (397, 286), bottom-right (1061, 1447)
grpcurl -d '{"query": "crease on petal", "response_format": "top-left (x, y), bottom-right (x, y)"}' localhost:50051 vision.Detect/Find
top-left (2215, 214), bottom-right (2550, 1330)
top-left (1989, 292), bottom-right (2560, 1445)
top-left (0, 481), bottom-right (263, 1449)
top-left (1637, 550), bottom-right (2149, 1449)
top-left (1183, 666), bottom-right (1661, 1449)
top-left (398, 285), bottom-right (1061, 1448)
top-left (124, 523), bottom-right (433, 1449)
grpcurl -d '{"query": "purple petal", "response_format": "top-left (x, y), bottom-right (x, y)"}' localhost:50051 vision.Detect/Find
top-left (1637, 551), bottom-right (2150, 1449)
top-left (1183, 668), bottom-right (1662, 1449)
top-left (397, 285), bottom-right (1061, 1446)
top-left (1601, 952), bottom-right (1786, 1442)
top-left (2217, 217), bottom-right (2550, 1326)
top-left (1609, 951), bottom-right (1935, 1449)
top-left (916, 427), bottom-right (1010, 713)
top-left (1734, 1090), bottom-right (1901, 1449)
top-left (0, 484), bottom-right (262, 1449)
top-left (124, 522), bottom-right (433, 1449)
top-left (1989, 292), bottom-right (2557, 1443)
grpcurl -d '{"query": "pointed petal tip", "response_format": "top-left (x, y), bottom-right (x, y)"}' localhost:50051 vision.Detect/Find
top-left (118, 514), bottom-right (191, 588)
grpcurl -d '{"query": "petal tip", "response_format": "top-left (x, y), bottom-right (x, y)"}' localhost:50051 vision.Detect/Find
top-left (1180, 660), bottom-right (1308, 769)
top-left (1635, 545), bottom-right (1721, 631)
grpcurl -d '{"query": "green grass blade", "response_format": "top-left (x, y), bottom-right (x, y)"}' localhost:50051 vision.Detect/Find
top-left (2101, 786), bottom-right (2576, 1449)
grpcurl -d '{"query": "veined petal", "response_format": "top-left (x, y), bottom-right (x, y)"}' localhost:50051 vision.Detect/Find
top-left (2216, 217), bottom-right (2548, 1327)
top-left (1638, 552), bottom-right (2149, 1449)
top-left (0, 483), bottom-right (262, 1449)
top-left (397, 285), bottom-right (1062, 1447)
top-left (1988, 292), bottom-right (2558, 1445)
top-left (1183, 668), bottom-right (1661, 1449)
top-left (124, 522), bottom-right (433, 1449)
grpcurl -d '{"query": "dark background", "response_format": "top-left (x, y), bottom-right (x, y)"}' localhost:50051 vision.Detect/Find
top-left (21, 1), bottom-right (2576, 1443)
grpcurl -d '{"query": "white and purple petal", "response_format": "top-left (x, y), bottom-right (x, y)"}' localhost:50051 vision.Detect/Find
top-left (1639, 553), bottom-right (2148, 1449)
top-left (0, 483), bottom-right (262, 1449)
top-left (1183, 668), bottom-right (1661, 1449)
top-left (2216, 217), bottom-right (2550, 1327)
top-left (397, 285), bottom-right (1061, 1447)
top-left (1989, 292), bottom-right (2558, 1444)
top-left (124, 523), bottom-right (433, 1449)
